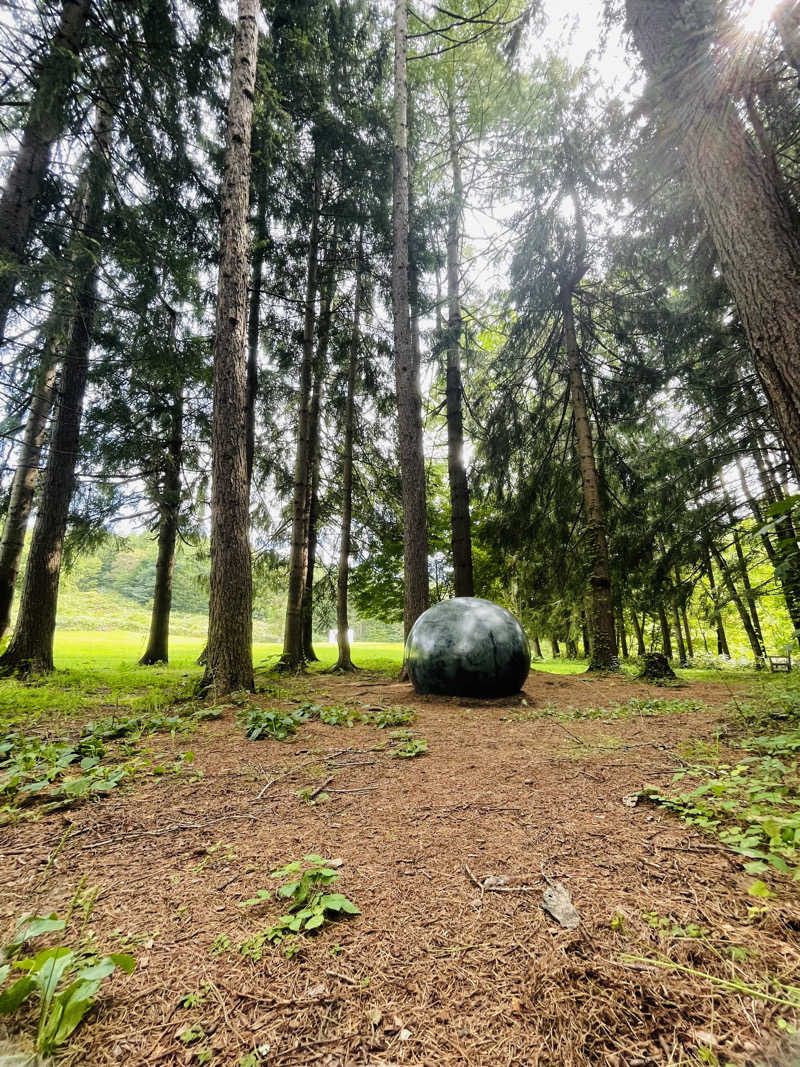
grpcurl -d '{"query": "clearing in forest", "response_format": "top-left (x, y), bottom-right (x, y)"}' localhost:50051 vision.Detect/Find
top-left (1, 663), bottom-right (799, 1066)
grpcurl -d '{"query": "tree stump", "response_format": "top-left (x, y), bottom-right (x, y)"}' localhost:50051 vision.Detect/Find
top-left (638, 652), bottom-right (676, 680)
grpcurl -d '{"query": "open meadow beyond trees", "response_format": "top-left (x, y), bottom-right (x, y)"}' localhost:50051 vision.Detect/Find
top-left (2, 0), bottom-right (800, 1062)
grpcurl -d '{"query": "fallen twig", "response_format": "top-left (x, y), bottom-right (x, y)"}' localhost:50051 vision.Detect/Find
top-left (309, 775), bottom-right (336, 800)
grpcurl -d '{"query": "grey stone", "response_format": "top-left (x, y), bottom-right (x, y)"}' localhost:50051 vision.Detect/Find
top-left (404, 597), bottom-right (530, 698)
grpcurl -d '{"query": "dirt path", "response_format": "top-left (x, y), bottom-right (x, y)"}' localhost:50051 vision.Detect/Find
top-left (1, 669), bottom-right (798, 1066)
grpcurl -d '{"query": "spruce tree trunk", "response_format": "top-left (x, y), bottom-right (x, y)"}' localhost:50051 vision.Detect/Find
top-left (532, 632), bottom-right (543, 659)
top-left (581, 607), bottom-right (592, 658)
top-left (627, 0), bottom-right (800, 478)
top-left (246, 183), bottom-right (267, 489)
top-left (203, 0), bottom-right (259, 697)
top-left (705, 551), bottom-right (730, 656)
top-left (617, 606), bottom-right (629, 659)
top-left (658, 605), bottom-right (673, 659)
top-left (301, 417), bottom-right (321, 663)
top-left (445, 86), bottom-right (473, 597)
top-left (393, 0), bottom-right (428, 637)
top-left (562, 293), bottom-right (618, 670)
top-left (680, 602), bottom-right (694, 659)
top-left (711, 544), bottom-right (765, 664)
top-left (0, 80), bottom-right (111, 675)
top-left (674, 566), bottom-right (694, 659)
top-left (140, 380), bottom-right (183, 666)
top-left (0, 272), bottom-right (95, 674)
top-left (302, 257), bottom-right (336, 663)
top-left (551, 634), bottom-right (560, 658)
top-left (672, 601), bottom-right (688, 666)
top-left (730, 526), bottom-right (766, 659)
top-left (280, 151), bottom-right (321, 670)
top-left (631, 610), bottom-right (646, 656)
top-left (333, 251), bottom-right (363, 672)
top-left (0, 0), bottom-right (92, 342)
top-left (0, 357), bottom-right (58, 638)
top-left (0, 155), bottom-right (99, 637)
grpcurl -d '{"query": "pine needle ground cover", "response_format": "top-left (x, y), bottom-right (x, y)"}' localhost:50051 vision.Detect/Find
top-left (2, 655), bottom-right (799, 1066)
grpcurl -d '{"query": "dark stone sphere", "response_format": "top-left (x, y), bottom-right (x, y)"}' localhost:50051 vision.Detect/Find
top-left (404, 597), bottom-right (531, 698)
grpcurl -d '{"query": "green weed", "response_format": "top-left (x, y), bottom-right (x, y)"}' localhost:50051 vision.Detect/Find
top-left (0, 912), bottom-right (135, 1056)
top-left (0, 705), bottom-right (216, 823)
top-left (317, 704), bottom-right (363, 727)
top-left (237, 707), bottom-right (304, 741)
top-left (372, 706), bottom-right (416, 728)
top-left (390, 737), bottom-right (428, 759)
top-left (239, 854), bottom-right (359, 955)
top-left (644, 730), bottom-right (800, 878)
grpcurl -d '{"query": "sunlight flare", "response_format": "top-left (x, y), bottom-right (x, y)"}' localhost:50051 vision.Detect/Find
top-left (739, 0), bottom-right (778, 32)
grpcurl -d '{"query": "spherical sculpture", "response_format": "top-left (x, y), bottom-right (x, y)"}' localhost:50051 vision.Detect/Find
top-left (404, 597), bottom-right (531, 698)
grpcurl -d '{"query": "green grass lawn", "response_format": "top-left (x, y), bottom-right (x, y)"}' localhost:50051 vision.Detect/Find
top-left (0, 630), bottom-right (784, 733)
top-left (0, 633), bottom-right (406, 730)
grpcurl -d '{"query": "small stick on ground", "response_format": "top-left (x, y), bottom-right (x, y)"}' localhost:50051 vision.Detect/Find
top-left (309, 775), bottom-right (336, 800)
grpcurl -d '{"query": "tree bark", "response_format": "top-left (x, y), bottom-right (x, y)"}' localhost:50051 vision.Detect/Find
top-left (617, 605), bottom-right (629, 659)
top-left (0, 354), bottom-right (58, 638)
top-left (627, 0), bottom-right (800, 479)
top-left (140, 357), bottom-right (182, 666)
top-left (445, 85), bottom-right (473, 597)
top-left (680, 601), bottom-right (694, 660)
top-left (672, 601), bottom-right (688, 667)
top-left (581, 605), bottom-right (592, 658)
top-left (333, 248), bottom-right (363, 672)
top-left (280, 149), bottom-right (321, 669)
top-left (631, 610), bottom-right (646, 656)
top-left (551, 633), bottom-right (560, 658)
top-left (393, 0), bottom-right (428, 638)
top-left (203, 0), bottom-right (259, 697)
top-left (0, 142), bottom-right (102, 638)
top-left (302, 251), bottom-right (337, 663)
top-left (711, 543), bottom-right (765, 664)
top-left (673, 566), bottom-right (694, 660)
top-left (0, 0), bottom-right (92, 343)
top-left (730, 526), bottom-right (766, 660)
top-left (532, 632), bottom-right (543, 659)
top-left (246, 180), bottom-right (267, 490)
top-left (0, 77), bottom-right (112, 675)
top-left (658, 604), bottom-right (673, 659)
top-left (704, 551), bottom-right (730, 656)
top-left (0, 277), bottom-right (94, 674)
top-left (562, 294), bottom-right (618, 670)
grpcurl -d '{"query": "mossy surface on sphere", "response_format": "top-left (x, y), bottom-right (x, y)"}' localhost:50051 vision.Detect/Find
top-left (404, 596), bottom-right (530, 697)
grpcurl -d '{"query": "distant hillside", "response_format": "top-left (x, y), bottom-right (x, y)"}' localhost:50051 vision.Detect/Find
top-left (47, 534), bottom-right (403, 642)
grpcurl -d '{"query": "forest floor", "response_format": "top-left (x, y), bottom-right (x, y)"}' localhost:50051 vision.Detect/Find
top-left (1, 660), bottom-right (800, 1067)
